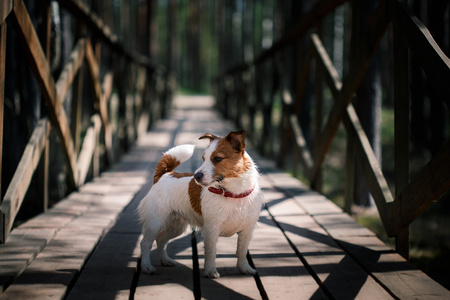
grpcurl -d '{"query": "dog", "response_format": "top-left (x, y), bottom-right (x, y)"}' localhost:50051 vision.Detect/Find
top-left (138, 130), bottom-right (263, 278)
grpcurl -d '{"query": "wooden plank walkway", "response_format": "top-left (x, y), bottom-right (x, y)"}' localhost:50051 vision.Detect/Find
top-left (1, 95), bottom-right (449, 299)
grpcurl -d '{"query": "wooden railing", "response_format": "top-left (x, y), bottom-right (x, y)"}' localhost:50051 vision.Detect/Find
top-left (0, 0), bottom-right (170, 243)
top-left (214, 0), bottom-right (450, 258)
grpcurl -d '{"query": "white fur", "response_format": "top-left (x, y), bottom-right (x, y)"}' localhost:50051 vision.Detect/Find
top-left (164, 144), bottom-right (195, 164)
top-left (138, 141), bottom-right (263, 278)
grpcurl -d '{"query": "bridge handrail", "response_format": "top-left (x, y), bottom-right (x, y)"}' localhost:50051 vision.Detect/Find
top-left (214, 0), bottom-right (450, 258)
top-left (0, 0), bottom-right (168, 243)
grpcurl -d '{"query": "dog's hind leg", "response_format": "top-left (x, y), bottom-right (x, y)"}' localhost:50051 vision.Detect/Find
top-left (156, 212), bottom-right (188, 267)
top-left (140, 222), bottom-right (162, 274)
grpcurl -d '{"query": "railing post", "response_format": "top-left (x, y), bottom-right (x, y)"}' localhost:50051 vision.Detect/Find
top-left (0, 20), bottom-right (6, 242)
top-left (37, 137), bottom-right (49, 212)
top-left (71, 23), bottom-right (85, 156)
top-left (344, 137), bottom-right (356, 214)
top-left (312, 58), bottom-right (324, 192)
top-left (393, 22), bottom-right (411, 260)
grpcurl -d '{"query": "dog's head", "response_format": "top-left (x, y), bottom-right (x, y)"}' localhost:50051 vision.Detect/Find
top-left (194, 130), bottom-right (252, 188)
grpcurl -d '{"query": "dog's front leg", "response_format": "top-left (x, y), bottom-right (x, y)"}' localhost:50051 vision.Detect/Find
top-left (236, 226), bottom-right (257, 275)
top-left (202, 226), bottom-right (220, 278)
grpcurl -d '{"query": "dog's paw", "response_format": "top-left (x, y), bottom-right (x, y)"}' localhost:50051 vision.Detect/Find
top-left (141, 263), bottom-right (158, 274)
top-left (237, 262), bottom-right (257, 275)
top-left (204, 268), bottom-right (220, 278)
top-left (161, 257), bottom-right (177, 267)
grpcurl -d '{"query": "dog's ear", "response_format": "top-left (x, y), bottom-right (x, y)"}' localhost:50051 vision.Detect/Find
top-left (199, 133), bottom-right (220, 143)
top-left (225, 130), bottom-right (246, 152)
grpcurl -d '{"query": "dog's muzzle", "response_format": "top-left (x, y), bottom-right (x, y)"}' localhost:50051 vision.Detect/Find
top-left (194, 172), bottom-right (204, 184)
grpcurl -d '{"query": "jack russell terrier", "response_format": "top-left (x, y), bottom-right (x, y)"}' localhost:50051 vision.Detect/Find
top-left (138, 130), bottom-right (263, 278)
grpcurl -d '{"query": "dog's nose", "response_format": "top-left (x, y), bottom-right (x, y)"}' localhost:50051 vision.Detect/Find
top-left (194, 172), bottom-right (204, 182)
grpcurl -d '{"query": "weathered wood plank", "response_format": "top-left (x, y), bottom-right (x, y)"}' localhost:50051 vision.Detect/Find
top-left (135, 233), bottom-right (195, 299)
top-left (0, 130), bottom-right (154, 296)
top-left (198, 234), bottom-right (261, 300)
top-left (259, 164), bottom-right (394, 298)
top-left (85, 38), bottom-right (114, 164)
top-left (0, 1), bottom-right (12, 24)
top-left (258, 156), bottom-right (450, 298)
top-left (66, 233), bottom-right (141, 300)
top-left (0, 230), bottom-right (101, 299)
top-left (0, 228), bottom-right (56, 293)
top-left (0, 119), bottom-right (51, 243)
top-left (1, 172), bottom-right (150, 298)
top-left (55, 38), bottom-right (85, 104)
top-left (11, 0), bottom-right (78, 188)
top-left (77, 115), bottom-right (101, 186)
top-left (273, 213), bottom-right (393, 299)
top-left (337, 235), bottom-right (450, 299)
top-left (259, 167), bottom-right (393, 298)
top-left (251, 207), bottom-right (327, 298)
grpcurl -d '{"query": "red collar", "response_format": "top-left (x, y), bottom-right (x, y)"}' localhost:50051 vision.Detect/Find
top-left (208, 186), bottom-right (254, 198)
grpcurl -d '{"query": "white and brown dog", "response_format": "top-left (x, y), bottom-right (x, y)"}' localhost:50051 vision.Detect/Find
top-left (138, 130), bottom-right (263, 278)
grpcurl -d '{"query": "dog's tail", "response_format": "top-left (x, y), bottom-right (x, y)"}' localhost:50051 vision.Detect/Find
top-left (153, 144), bottom-right (195, 184)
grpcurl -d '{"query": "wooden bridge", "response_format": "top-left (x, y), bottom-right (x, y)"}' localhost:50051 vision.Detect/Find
top-left (1, 0), bottom-right (450, 299)
top-left (0, 95), bottom-right (448, 299)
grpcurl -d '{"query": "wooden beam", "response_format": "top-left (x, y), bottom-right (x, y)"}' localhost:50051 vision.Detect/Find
top-left (344, 105), bottom-right (393, 224)
top-left (277, 85), bottom-right (314, 174)
top-left (309, 0), bottom-right (389, 186)
top-left (0, 22), bottom-right (5, 240)
top-left (77, 115), bottom-right (101, 186)
top-left (0, 0), bottom-right (12, 24)
top-left (388, 142), bottom-right (450, 236)
top-left (85, 39), bottom-right (114, 163)
top-left (55, 38), bottom-right (86, 104)
top-left (0, 119), bottom-right (51, 243)
top-left (311, 33), bottom-right (393, 228)
top-left (102, 71), bottom-right (114, 105)
top-left (289, 114), bottom-right (314, 173)
top-left (393, 21), bottom-right (410, 259)
top-left (55, 0), bottom-right (154, 69)
top-left (388, 0), bottom-right (450, 108)
top-left (11, 0), bottom-right (78, 188)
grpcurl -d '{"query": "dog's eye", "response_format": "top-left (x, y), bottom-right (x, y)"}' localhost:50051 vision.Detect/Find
top-left (202, 155), bottom-right (205, 161)
top-left (213, 156), bottom-right (224, 163)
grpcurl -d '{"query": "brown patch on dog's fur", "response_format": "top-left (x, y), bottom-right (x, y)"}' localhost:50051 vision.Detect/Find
top-left (189, 178), bottom-right (202, 215)
top-left (210, 133), bottom-right (252, 179)
top-left (170, 172), bottom-right (194, 179)
top-left (154, 155), bottom-right (180, 184)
